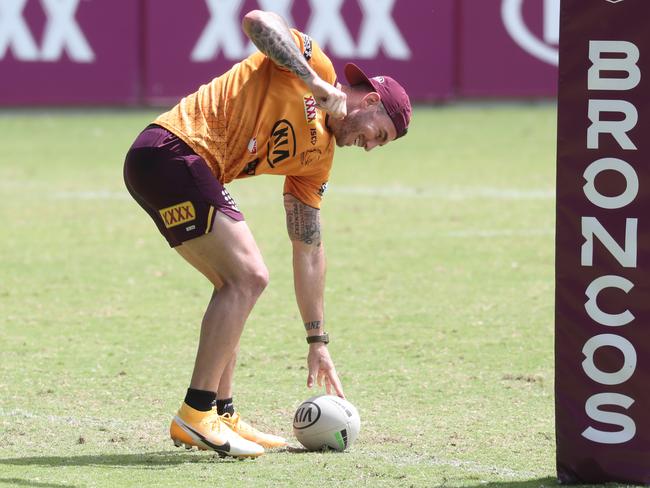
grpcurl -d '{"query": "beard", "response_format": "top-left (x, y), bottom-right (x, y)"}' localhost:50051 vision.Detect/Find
top-left (331, 111), bottom-right (368, 147)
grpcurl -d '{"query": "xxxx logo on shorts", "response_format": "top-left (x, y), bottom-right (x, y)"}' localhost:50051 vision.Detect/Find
top-left (159, 201), bottom-right (196, 228)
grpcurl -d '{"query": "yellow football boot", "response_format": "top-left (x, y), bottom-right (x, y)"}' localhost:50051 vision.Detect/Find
top-left (170, 403), bottom-right (265, 458)
top-left (220, 412), bottom-right (288, 449)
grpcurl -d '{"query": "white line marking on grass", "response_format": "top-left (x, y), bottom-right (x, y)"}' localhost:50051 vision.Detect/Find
top-left (332, 185), bottom-right (555, 200)
top-left (52, 190), bottom-right (129, 200)
top-left (369, 452), bottom-right (537, 479)
top-left (445, 229), bottom-right (554, 238)
top-left (0, 407), bottom-right (162, 431)
top-left (11, 185), bottom-right (554, 203)
top-left (425, 457), bottom-right (537, 478)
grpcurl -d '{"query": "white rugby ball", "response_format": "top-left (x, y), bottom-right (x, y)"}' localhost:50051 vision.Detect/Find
top-left (293, 395), bottom-right (361, 451)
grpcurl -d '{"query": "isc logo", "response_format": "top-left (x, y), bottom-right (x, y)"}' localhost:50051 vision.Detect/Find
top-left (0, 0), bottom-right (94, 62)
top-left (192, 0), bottom-right (411, 61)
top-left (501, 0), bottom-right (559, 66)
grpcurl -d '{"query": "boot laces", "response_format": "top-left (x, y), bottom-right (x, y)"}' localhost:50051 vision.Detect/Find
top-left (202, 409), bottom-right (224, 433)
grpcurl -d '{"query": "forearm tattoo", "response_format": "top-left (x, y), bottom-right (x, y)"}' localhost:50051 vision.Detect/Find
top-left (285, 197), bottom-right (321, 246)
top-left (247, 17), bottom-right (311, 81)
top-left (304, 321), bottom-right (321, 331)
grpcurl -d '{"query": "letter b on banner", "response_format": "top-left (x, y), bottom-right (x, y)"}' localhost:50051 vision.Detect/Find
top-left (555, 0), bottom-right (650, 484)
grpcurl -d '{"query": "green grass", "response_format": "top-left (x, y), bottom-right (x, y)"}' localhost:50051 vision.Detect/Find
top-left (0, 104), bottom-right (561, 487)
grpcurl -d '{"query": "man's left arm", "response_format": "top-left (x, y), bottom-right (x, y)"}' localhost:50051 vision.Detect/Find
top-left (284, 193), bottom-right (345, 398)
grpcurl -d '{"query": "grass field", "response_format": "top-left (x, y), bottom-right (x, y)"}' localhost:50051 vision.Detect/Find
top-left (1, 104), bottom-right (561, 488)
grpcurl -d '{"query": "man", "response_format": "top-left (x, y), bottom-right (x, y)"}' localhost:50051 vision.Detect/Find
top-left (123, 9), bottom-right (411, 458)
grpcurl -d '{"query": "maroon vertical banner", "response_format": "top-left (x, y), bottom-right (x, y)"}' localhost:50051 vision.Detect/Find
top-left (143, 0), bottom-right (453, 105)
top-left (0, 0), bottom-right (140, 105)
top-left (556, 0), bottom-right (650, 484)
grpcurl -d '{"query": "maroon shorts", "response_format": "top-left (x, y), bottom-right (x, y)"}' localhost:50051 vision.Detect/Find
top-left (123, 124), bottom-right (244, 247)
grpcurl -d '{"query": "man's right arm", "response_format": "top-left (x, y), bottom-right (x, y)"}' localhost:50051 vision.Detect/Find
top-left (241, 10), bottom-right (347, 119)
top-left (242, 10), bottom-right (314, 83)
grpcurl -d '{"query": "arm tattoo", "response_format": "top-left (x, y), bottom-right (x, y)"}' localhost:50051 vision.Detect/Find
top-left (304, 320), bottom-right (321, 331)
top-left (247, 16), bottom-right (312, 81)
top-left (284, 196), bottom-right (321, 246)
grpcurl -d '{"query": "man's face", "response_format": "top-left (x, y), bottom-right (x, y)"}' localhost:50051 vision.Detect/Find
top-left (333, 93), bottom-right (397, 151)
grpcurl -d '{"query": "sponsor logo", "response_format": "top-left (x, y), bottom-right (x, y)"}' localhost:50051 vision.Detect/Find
top-left (159, 201), bottom-right (196, 229)
top-left (318, 182), bottom-right (329, 197)
top-left (293, 401), bottom-right (321, 429)
top-left (304, 94), bottom-right (317, 124)
top-left (302, 33), bottom-right (313, 61)
top-left (242, 158), bottom-right (260, 176)
top-left (175, 416), bottom-right (231, 453)
top-left (267, 119), bottom-right (296, 168)
top-left (501, 0), bottom-right (559, 66)
top-left (0, 0), bottom-right (94, 62)
top-left (247, 137), bottom-right (257, 154)
top-left (300, 148), bottom-right (321, 166)
top-left (191, 0), bottom-right (410, 61)
top-left (310, 128), bottom-right (317, 145)
top-left (372, 76), bottom-right (385, 84)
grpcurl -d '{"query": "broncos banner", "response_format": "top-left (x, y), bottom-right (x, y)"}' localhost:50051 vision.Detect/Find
top-left (555, 0), bottom-right (650, 483)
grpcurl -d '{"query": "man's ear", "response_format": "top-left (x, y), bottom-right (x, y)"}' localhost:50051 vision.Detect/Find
top-left (361, 91), bottom-right (381, 108)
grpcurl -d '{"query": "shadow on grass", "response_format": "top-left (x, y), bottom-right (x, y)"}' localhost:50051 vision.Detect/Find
top-left (0, 450), bottom-right (254, 469)
top-left (456, 478), bottom-right (635, 488)
top-left (459, 479), bottom-right (558, 488)
top-left (0, 478), bottom-right (80, 488)
top-left (0, 446), bottom-right (352, 470)
top-left (463, 478), bottom-right (649, 488)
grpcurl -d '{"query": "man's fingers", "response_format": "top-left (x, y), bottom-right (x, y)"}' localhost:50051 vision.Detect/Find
top-left (328, 96), bottom-right (347, 119)
top-left (316, 93), bottom-right (346, 119)
top-left (336, 97), bottom-right (347, 118)
top-left (329, 371), bottom-right (345, 399)
top-left (307, 364), bottom-right (318, 388)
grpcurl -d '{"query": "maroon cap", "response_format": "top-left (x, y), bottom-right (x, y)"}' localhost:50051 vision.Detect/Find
top-left (344, 63), bottom-right (412, 139)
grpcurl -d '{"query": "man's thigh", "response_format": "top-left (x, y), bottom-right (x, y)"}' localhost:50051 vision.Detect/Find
top-left (176, 212), bottom-right (267, 286)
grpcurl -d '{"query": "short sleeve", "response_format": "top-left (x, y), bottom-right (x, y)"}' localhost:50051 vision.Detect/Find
top-left (276, 29), bottom-right (336, 85)
top-left (283, 174), bottom-right (330, 209)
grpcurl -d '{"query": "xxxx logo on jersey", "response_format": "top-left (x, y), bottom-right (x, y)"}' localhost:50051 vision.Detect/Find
top-left (303, 94), bottom-right (317, 124)
top-left (159, 201), bottom-right (196, 228)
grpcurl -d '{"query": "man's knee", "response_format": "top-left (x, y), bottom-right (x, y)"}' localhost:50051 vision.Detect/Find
top-left (247, 264), bottom-right (270, 295)
top-left (231, 263), bottom-right (269, 298)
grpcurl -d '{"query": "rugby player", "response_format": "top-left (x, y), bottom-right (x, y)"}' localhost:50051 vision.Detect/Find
top-left (123, 9), bottom-right (411, 458)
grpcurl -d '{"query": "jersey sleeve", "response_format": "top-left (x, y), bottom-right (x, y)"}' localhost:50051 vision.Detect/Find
top-left (275, 29), bottom-right (336, 85)
top-left (283, 161), bottom-right (331, 209)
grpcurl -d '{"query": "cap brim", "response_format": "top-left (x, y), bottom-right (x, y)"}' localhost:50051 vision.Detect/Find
top-left (344, 63), bottom-right (373, 89)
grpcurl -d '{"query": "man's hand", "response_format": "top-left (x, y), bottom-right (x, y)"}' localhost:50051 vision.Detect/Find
top-left (242, 11), bottom-right (347, 119)
top-left (307, 343), bottom-right (345, 398)
top-left (309, 78), bottom-right (347, 119)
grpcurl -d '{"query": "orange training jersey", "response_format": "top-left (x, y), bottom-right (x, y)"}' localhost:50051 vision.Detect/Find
top-left (154, 30), bottom-right (336, 209)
